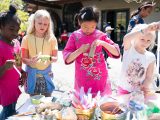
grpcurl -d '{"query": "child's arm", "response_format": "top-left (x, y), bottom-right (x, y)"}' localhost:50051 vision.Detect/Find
top-left (91, 39), bottom-right (120, 57)
top-left (65, 44), bottom-right (90, 64)
top-left (123, 30), bottom-right (143, 51)
top-left (124, 22), bottom-right (159, 51)
top-left (63, 33), bottom-right (90, 64)
top-left (0, 60), bottom-right (15, 77)
top-left (50, 50), bottom-right (58, 62)
top-left (21, 48), bottom-right (39, 66)
top-left (141, 61), bottom-right (155, 93)
top-left (21, 36), bottom-right (39, 66)
top-left (100, 41), bottom-right (119, 57)
top-left (50, 37), bottom-right (58, 62)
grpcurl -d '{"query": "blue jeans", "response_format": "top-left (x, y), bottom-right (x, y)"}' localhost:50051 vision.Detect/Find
top-left (0, 102), bottom-right (16, 120)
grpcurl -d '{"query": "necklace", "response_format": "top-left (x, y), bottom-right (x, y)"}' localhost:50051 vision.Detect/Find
top-left (35, 36), bottom-right (45, 54)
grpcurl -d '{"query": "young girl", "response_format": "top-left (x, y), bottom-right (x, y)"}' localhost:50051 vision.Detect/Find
top-left (21, 9), bottom-right (58, 97)
top-left (127, 1), bottom-right (155, 33)
top-left (63, 7), bottom-right (120, 97)
top-left (118, 22), bottom-right (160, 97)
top-left (0, 5), bottom-right (21, 120)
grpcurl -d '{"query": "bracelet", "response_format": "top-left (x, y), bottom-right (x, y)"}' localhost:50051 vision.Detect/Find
top-left (140, 29), bottom-right (144, 34)
top-left (50, 56), bottom-right (52, 61)
top-left (20, 69), bottom-right (25, 74)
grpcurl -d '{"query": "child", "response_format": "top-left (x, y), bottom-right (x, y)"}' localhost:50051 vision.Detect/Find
top-left (0, 5), bottom-right (21, 120)
top-left (63, 7), bottom-right (120, 97)
top-left (21, 9), bottom-right (58, 97)
top-left (60, 29), bottom-right (68, 48)
top-left (127, 1), bottom-right (155, 33)
top-left (118, 22), bottom-right (160, 98)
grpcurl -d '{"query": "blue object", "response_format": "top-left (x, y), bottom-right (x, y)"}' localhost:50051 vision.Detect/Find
top-left (129, 100), bottom-right (144, 111)
top-left (127, 15), bottom-right (144, 33)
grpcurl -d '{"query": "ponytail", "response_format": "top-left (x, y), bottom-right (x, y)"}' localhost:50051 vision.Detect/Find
top-left (0, 4), bottom-right (20, 29)
top-left (74, 13), bottom-right (80, 30)
top-left (77, 6), bottom-right (99, 23)
top-left (131, 9), bottom-right (140, 18)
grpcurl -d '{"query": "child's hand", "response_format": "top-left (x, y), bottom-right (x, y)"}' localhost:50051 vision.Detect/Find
top-left (145, 22), bottom-right (160, 33)
top-left (79, 44), bottom-right (90, 53)
top-left (5, 60), bottom-right (15, 70)
top-left (29, 56), bottom-right (39, 65)
top-left (158, 21), bottom-right (160, 30)
top-left (91, 39), bottom-right (104, 47)
top-left (140, 85), bottom-right (152, 95)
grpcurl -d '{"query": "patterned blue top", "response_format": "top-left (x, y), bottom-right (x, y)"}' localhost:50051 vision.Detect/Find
top-left (127, 15), bottom-right (144, 33)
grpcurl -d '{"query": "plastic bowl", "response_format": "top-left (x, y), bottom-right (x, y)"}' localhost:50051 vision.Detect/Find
top-left (31, 95), bottom-right (45, 105)
top-left (100, 102), bottom-right (127, 120)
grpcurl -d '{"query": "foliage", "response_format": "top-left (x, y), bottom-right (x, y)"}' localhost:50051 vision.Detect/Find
top-left (0, 0), bottom-right (29, 32)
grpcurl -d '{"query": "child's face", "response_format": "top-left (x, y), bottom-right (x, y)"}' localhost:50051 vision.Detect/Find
top-left (141, 7), bottom-right (153, 18)
top-left (1, 20), bottom-right (20, 41)
top-left (80, 20), bottom-right (97, 35)
top-left (35, 17), bottom-right (49, 35)
top-left (137, 33), bottom-right (153, 49)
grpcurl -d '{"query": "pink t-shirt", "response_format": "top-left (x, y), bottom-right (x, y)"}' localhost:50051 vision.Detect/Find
top-left (0, 40), bottom-right (21, 106)
top-left (63, 29), bottom-right (120, 96)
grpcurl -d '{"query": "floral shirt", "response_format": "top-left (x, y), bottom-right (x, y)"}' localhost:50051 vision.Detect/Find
top-left (63, 29), bottom-right (120, 96)
top-left (118, 45), bottom-right (156, 92)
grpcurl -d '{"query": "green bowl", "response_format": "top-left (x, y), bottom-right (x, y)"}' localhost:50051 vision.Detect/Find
top-left (31, 95), bottom-right (45, 105)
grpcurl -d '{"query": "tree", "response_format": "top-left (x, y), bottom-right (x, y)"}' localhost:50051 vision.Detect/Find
top-left (0, 0), bottom-right (29, 32)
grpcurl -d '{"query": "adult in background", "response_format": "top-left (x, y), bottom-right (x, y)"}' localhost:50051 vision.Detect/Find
top-left (127, 1), bottom-right (156, 33)
top-left (60, 29), bottom-right (68, 48)
top-left (103, 26), bottom-right (114, 68)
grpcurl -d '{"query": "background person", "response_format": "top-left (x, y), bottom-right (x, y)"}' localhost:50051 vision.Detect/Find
top-left (127, 1), bottom-right (156, 33)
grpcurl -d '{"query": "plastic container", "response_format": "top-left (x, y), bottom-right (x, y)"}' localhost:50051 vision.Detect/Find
top-left (31, 95), bottom-right (45, 105)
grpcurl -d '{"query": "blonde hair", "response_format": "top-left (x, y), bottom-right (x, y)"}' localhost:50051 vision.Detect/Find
top-left (27, 9), bottom-right (54, 38)
top-left (131, 24), bottom-right (156, 50)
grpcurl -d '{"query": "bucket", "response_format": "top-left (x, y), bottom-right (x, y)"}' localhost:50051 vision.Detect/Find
top-left (100, 102), bottom-right (126, 120)
top-left (75, 108), bottom-right (95, 120)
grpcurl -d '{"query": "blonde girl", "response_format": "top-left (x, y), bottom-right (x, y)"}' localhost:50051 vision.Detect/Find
top-left (118, 22), bottom-right (160, 98)
top-left (21, 9), bottom-right (58, 97)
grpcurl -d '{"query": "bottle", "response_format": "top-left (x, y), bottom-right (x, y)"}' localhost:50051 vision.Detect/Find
top-left (89, 45), bottom-right (96, 58)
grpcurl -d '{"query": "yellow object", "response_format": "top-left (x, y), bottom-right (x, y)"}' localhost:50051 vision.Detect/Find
top-left (75, 108), bottom-right (95, 120)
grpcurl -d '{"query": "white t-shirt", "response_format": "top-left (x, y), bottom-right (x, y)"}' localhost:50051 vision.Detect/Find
top-left (118, 45), bottom-right (156, 92)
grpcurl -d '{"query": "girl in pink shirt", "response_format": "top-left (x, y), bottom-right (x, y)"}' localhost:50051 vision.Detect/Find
top-left (0, 5), bottom-right (21, 120)
top-left (63, 7), bottom-right (120, 97)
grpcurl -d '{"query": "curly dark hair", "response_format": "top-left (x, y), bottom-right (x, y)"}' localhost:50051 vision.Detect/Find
top-left (0, 4), bottom-right (21, 29)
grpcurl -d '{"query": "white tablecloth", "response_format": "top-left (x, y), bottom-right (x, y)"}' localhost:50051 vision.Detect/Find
top-left (7, 91), bottom-right (64, 120)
